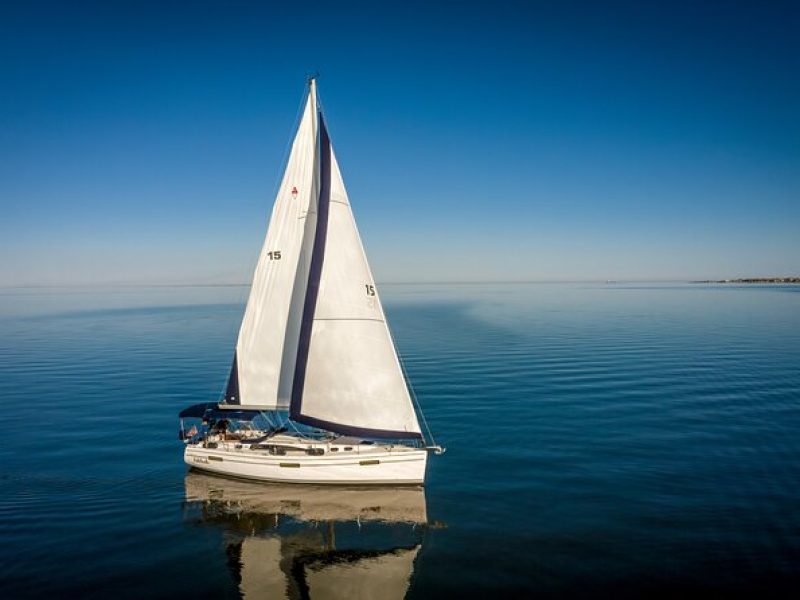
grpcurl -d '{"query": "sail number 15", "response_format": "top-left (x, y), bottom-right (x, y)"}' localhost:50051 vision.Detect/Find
top-left (267, 251), bottom-right (281, 260)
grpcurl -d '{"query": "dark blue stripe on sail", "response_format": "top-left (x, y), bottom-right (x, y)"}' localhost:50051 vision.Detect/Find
top-left (294, 413), bottom-right (424, 440)
top-left (290, 113), bottom-right (331, 418)
top-left (224, 351), bottom-right (240, 404)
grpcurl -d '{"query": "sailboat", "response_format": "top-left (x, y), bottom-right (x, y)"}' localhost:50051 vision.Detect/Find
top-left (178, 78), bottom-right (443, 485)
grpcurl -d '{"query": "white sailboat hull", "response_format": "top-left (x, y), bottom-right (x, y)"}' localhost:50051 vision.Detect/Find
top-left (184, 437), bottom-right (428, 485)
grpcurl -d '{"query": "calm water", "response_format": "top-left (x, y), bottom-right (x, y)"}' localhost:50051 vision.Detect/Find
top-left (1, 283), bottom-right (799, 598)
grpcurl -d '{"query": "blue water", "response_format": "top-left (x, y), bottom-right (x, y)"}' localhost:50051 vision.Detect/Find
top-left (1, 283), bottom-right (799, 598)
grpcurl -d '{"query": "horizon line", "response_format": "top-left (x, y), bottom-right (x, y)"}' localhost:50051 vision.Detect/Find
top-left (1, 277), bottom-right (798, 290)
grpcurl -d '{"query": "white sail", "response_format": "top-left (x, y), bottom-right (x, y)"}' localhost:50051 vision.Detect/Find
top-left (239, 538), bottom-right (288, 599)
top-left (304, 546), bottom-right (421, 600)
top-left (225, 85), bottom-right (319, 409)
top-left (290, 117), bottom-right (422, 439)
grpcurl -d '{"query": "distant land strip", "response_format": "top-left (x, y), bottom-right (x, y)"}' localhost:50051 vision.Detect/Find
top-left (692, 277), bottom-right (800, 284)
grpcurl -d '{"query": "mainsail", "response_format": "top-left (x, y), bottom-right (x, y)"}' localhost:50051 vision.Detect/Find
top-left (225, 80), bottom-right (422, 439)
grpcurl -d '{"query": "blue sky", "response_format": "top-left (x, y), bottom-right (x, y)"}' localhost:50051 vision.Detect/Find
top-left (1, 0), bottom-right (798, 285)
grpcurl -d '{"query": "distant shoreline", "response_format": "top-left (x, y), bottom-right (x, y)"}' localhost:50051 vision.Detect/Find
top-left (692, 278), bottom-right (800, 284)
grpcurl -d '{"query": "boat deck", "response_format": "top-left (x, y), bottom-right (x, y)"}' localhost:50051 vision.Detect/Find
top-left (197, 432), bottom-right (419, 456)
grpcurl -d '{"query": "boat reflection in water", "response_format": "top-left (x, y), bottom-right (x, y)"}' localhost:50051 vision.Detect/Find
top-left (183, 471), bottom-right (430, 599)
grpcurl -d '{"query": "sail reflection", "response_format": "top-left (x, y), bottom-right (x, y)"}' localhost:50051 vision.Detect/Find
top-left (184, 471), bottom-right (428, 599)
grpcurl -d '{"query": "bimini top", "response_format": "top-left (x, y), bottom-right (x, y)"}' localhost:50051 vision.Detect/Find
top-left (178, 402), bottom-right (263, 422)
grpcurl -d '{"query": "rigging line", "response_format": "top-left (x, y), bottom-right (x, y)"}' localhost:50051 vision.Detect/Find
top-left (312, 74), bottom-right (324, 117)
top-left (285, 418), bottom-right (317, 440)
top-left (392, 330), bottom-right (438, 448)
top-left (259, 410), bottom-right (276, 430)
top-left (269, 81), bottom-right (314, 207)
top-left (258, 80), bottom-right (311, 285)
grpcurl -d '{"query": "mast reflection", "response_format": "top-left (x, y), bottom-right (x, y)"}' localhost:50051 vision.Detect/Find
top-left (183, 471), bottom-right (429, 599)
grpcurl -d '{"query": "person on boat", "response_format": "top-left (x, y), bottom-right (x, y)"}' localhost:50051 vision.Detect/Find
top-left (206, 418), bottom-right (228, 439)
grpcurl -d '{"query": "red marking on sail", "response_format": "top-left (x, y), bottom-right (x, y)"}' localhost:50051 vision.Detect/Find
top-left (291, 186), bottom-right (298, 198)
